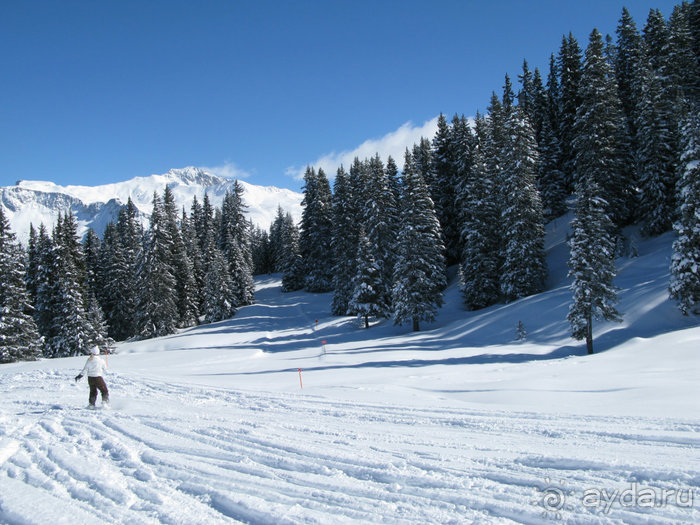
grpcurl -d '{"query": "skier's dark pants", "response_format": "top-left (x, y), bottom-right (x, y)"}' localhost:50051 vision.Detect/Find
top-left (88, 376), bottom-right (109, 406)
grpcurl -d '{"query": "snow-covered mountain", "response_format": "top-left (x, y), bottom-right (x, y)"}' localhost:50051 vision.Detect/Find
top-left (0, 167), bottom-right (303, 243)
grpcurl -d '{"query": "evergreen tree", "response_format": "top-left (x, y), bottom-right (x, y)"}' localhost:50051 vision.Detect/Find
top-left (181, 207), bottom-right (205, 307)
top-left (299, 167), bottom-right (334, 292)
top-left (499, 105), bottom-right (547, 301)
top-left (567, 179), bottom-right (621, 354)
top-left (220, 183), bottom-right (255, 306)
top-left (135, 193), bottom-right (179, 339)
top-left (45, 216), bottom-right (98, 357)
top-left (32, 225), bottom-right (56, 344)
top-left (636, 60), bottom-right (679, 235)
top-left (457, 114), bottom-right (501, 309)
top-left (574, 28), bottom-right (634, 230)
top-left (331, 166), bottom-right (359, 315)
top-left (558, 33), bottom-right (584, 192)
top-left (615, 7), bottom-right (644, 157)
top-left (201, 229), bottom-right (237, 323)
top-left (431, 114), bottom-right (461, 264)
top-left (363, 154), bottom-right (399, 309)
top-left (251, 226), bottom-right (274, 275)
top-left (348, 229), bottom-right (389, 328)
top-left (83, 228), bottom-right (102, 305)
top-left (163, 186), bottom-right (199, 327)
top-left (25, 224), bottom-right (40, 305)
top-left (0, 208), bottom-right (42, 362)
top-left (670, 111), bottom-right (700, 315)
top-left (392, 150), bottom-right (446, 331)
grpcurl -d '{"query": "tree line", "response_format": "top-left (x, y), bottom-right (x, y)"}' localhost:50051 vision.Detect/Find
top-left (1, 3), bottom-right (698, 362)
top-left (0, 182), bottom-right (255, 362)
top-left (252, 3), bottom-right (699, 352)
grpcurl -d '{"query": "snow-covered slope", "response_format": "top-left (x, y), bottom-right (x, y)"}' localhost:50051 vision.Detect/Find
top-left (0, 167), bottom-right (303, 243)
top-left (0, 226), bottom-right (698, 523)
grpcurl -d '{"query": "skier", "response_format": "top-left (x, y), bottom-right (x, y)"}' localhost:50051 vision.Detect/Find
top-left (75, 346), bottom-right (110, 408)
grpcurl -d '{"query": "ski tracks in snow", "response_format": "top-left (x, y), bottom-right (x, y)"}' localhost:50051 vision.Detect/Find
top-left (0, 370), bottom-right (698, 524)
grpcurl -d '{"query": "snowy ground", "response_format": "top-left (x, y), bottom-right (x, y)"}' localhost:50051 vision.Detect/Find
top-left (0, 227), bottom-right (698, 524)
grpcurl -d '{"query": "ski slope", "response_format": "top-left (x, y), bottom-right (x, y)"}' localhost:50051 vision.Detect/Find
top-left (0, 228), bottom-right (698, 524)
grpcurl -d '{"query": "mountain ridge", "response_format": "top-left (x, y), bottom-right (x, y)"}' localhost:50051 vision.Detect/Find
top-left (1, 167), bottom-right (303, 243)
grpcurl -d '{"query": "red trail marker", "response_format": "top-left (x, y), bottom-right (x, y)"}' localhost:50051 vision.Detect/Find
top-left (298, 368), bottom-right (303, 389)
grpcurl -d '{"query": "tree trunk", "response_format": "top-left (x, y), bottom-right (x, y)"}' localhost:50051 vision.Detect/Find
top-left (586, 312), bottom-right (594, 354)
top-left (364, 315), bottom-right (369, 329)
top-left (412, 317), bottom-right (420, 332)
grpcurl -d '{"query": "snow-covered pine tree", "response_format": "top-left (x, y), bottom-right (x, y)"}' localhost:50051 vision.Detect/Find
top-left (349, 228), bottom-right (389, 328)
top-left (100, 198), bottom-right (143, 340)
top-left (135, 192), bottom-right (179, 339)
top-left (499, 105), bottom-right (547, 301)
top-left (83, 228), bottom-right (102, 303)
top-left (615, 7), bottom-right (643, 161)
top-left (457, 114), bottom-right (501, 309)
top-left (392, 149), bottom-right (447, 332)
top-left (269, 206), bottom-right (290, 273)
top-left (331, 166), bottom-right (359, 315)
top-left (220, 183), bottom-right (255, 306)
top-left (636, 59), bottom-right (679, 235)
top-left (0, 208), bottom-right (42, 362)
top-left (201, 227), bottom-right (237, 323)
top-left (45, 215), bottom-right (98, 357)
top-left (557, 33), bottom-right (583, 193)
top-left (363, 154), bottom-right (399, 310)
top-left (281, 234), bottom-right (305, 293)
top-left (537, 105), bottom-right (567, 219)
top-left (668, 3), bottom-right (697, 107)
top-left (567, 178), bottom-right (622, 354)
top-left (251, 226), bottom-right (273, 275)
top-left (299, 167), bottom-right (334, 292)
top-left (25, 224), bottom-right (40, 306)
top-left (670, 111), bottom-right (700, 315)
top-left (163, 186), bottom-right (199, 327)
top-left (517, 60), bottom-right (536, 125)
top-left (180, 207), bottom-right (205, 307)
top-left (574, 28), bottom-right (634, 230)
top-left (31, 224), bottom-right (56, 345)
top-left (431, 114), bottom-right (461, 264)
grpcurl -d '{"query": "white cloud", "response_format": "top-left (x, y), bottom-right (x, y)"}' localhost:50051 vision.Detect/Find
top-left (286, 116), bottom-right (440, 180)
top-left (199, 161), bottom-right (252, 180)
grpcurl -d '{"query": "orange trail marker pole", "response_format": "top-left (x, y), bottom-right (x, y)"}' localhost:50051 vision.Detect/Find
top-left (298, 368), bottom-right (303, 389)
top-left (321, 340), bottom-right (327, 355)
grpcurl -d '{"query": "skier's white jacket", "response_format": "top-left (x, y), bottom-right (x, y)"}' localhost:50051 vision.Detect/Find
top-left (80, 355), bottom-right (108, 377)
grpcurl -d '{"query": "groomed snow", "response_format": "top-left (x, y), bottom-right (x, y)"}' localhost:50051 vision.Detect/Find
top-left (0, 229), bottom-right (698, 524)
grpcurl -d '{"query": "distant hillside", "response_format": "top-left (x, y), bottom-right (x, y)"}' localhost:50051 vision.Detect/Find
top-left (0, 166), bottom-right (303, 243)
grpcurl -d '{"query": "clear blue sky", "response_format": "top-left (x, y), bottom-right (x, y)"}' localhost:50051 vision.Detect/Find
top-left (0, 0), bottom-right (680, 192)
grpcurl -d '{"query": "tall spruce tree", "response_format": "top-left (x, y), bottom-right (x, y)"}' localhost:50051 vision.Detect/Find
top-left (135, 193), bottom-right (179, 339)
top-left (670, 111), bottom-right (700, 315)
top-left (499, 105), bottom-right (547, 301)
top-left (457, 113), bottom-right (501, 309)
top-left (331, 166), bottom-right (359, 315)
top-left (363, 154), bottom-right (399, 310)
top-left (0, 208), bottom-right (42, 362)
top-left (574, 28), bottom-right (634, 230)
top-left (568, 179), bottom-right (621, 354)
top-left (163, 186), bottom-right (199, 327)
top-left (392, 149), bottom-right (447, 331)
top-left (431, 114), bottom-right (461, 264)
top-left (558, 33), bottom-right (584, 192)
top-left (299, 167), bottom-right (334, 292)
top-left (220, 183), bottom-right (255, 306)
top-left (348, 228), bottom-right (389, 328)
top-left (45, 215), bottom-right (100, 357)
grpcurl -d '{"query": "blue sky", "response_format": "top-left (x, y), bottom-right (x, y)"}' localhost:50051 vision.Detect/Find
top-left (0, 0), bottom-right (680, 192)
